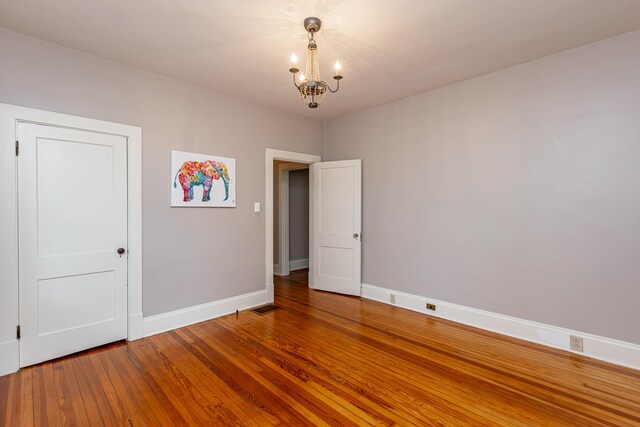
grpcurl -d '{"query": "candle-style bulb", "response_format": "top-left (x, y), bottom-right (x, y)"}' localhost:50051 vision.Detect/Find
top-left (299, 73), bottom-right (306, 82)
top-left (289, 53), bottom-right (300, 74)
top-left (334, 60), bottom-right (341, 76)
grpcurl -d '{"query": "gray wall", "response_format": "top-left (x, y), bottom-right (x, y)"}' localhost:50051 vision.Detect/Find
top-left (288, 169), bottom-right (309, 261)
top-left (324, 31), bottom-right (640, 344)
top-left (2, 26), bottom-right (638, 347)
top-left (0, 29), bottom-right (323, 318)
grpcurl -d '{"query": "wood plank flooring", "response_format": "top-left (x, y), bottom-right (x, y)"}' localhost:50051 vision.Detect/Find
top-left (2, 269), bottom-right (639, 426)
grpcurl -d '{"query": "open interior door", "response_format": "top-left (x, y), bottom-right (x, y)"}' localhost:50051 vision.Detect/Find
top-left (311, 160), bottom-right (361, 295)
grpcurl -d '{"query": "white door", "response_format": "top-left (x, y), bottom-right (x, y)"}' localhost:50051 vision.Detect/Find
top-left (311, 160), bottom-right (361, 295)
top-left (18, 122), bottom-right (128, 367)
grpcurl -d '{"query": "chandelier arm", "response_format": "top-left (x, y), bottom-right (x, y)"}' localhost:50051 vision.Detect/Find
top-left (322, 79), bottom-right (340, 93)
top-left (292, 72), bottom-right (300, 89)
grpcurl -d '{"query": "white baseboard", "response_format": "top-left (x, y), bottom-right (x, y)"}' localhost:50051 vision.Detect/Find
top-left (289, 258), bottom-right (309, 271)
top-left (362, 283), bottom-right (640, 371)
top-left (0, 339), bottom-right (18, 377)
top-left (143, 290), bottom-right (267, 338)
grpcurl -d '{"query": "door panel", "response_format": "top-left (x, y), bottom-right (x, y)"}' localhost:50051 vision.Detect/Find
top-left (18, 122), bottom-right (128, 367)
top-left (319, 166), bottom-right (354, 234)
top-left (312, 160), bottom-right (361, 296)
top-left (37, 139), bottom-right (115, 256)
top-left (319, 246), bottom-right (354, 279)
top-left (37, 271), bottom-right (116, 334)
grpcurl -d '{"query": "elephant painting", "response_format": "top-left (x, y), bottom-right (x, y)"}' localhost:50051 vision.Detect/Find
top-left (173, 160), bottom-right (230, 202)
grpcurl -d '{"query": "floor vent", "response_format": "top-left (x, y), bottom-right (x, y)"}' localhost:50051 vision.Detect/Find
top-left (251, 304), bottom-right (281, 315)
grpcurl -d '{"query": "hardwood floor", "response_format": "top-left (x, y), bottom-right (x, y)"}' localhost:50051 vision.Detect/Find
top-left (2, 269), bottom-right (639, 426)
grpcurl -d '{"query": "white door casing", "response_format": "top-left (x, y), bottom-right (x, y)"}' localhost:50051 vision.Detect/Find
top-left (18, 122), bottom-right (128, 367)
top-left (265, 149), bottom-right (321, 302)
top-left (0, 103), bottom-right (142, 377)
top-left (311, 160), bottom-right (362, 296)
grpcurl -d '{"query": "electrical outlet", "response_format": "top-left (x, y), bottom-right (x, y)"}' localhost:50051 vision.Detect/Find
top-left (426, 303), bottom-right (436, 311)
top-left (390, 294), bottom-right (396, 304)
top-left (570, 335), bottom-right (584, 352)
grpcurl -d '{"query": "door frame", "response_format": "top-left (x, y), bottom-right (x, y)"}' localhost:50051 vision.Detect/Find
top-left (275, 162), bottom-right (310, 277)
top-left (0, 103), bottom-right (143, 376)
top-left (265, 149), bottom-right (321, 301)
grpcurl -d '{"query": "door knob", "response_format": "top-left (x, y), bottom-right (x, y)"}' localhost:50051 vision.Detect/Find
top-left (117, 248), bottom-right (126, 255)
top-left (353, 233), bottom-right (359, 239)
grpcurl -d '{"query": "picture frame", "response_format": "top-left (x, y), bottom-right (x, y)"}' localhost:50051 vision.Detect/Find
top-left (171, 150), bottom-right (236, 207)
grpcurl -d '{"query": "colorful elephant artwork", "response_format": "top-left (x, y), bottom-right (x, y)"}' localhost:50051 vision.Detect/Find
top-left (170, 150), bottom-right (236, 207)
top-left (173, 160), bottom-right (230, 202)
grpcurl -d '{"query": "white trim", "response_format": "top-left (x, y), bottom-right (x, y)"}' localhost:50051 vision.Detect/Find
top-left (266, 284), bottom-right (275, 302)
top-left (126, 126), bottom-right (144, 341)
top-left (289, 258), bottom-right (309, 271)
top-left (277, 163), bottom-right (310, 277)
top-left (128, 313), bottom-right (144, 341)
top-left (265, 149), bottom-right (321, 303)
top-left (278, 169), bottom-right (290, 276)
top-left (362, 283), bottom-right (640, 371)
top-left (0, 103), bottom-right (143, 375)
top-left (0, 340), bottom-right (18, 377)
top-left (273, 263), bottom-right (282, 276)
top-left (143, 290), bottom-right (267, 337)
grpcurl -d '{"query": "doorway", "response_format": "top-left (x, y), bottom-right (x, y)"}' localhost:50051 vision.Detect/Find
top-left (265, 149), bottom-right (321, 302)
top-left (274, 161), bottom-right (310, 277)
top-left (0, 104), bottom-right (142, 375)
top-left (265, 149), bottom-right (362, 302)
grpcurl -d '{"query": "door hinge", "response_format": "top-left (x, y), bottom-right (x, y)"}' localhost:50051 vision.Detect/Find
top-left (15, 141), bottom-right (19, 156)
top-left (16, 325), bottom-right (21, 340)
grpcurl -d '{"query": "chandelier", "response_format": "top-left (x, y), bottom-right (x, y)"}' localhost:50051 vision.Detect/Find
top-left (289, 17), bottom-right (343, 109)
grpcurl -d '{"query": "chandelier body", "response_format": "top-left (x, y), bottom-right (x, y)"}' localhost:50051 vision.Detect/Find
top-left (289, 17), bottom-right (342, 108)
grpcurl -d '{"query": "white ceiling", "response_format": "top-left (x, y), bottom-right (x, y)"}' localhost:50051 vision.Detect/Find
top-left (1, 0), bottom-right (640, 119)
